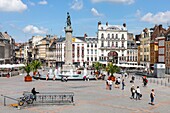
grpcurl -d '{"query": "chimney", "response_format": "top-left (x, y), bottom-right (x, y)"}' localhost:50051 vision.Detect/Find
top-left (123, 23), bottom-right (126, 27)
top-left (106, 22), bottom-right (108, 26)
top-left (98, 21), bottom-right (101, 26)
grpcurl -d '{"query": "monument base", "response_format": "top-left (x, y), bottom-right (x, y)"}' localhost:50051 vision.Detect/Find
top-left (62, 64), bottom-right (76, 72)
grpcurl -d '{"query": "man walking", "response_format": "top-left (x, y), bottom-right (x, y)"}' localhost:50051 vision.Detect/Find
top-left (150, 89), bottom-right (155, 105)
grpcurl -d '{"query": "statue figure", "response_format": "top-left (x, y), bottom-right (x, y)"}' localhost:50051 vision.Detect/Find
top-left (66, 12), bottom-right (71, 27)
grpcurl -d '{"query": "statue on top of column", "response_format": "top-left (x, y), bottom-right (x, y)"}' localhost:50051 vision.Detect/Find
top-left (66, 12), bottom-right (71, 27)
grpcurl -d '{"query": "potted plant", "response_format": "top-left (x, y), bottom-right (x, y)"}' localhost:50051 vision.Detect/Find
top-left (23, 63), bottom-right (32, 82)
top-left (106, 62), bottom-right (120, 82)
top-left (31, 60), bottom-right (42, 76)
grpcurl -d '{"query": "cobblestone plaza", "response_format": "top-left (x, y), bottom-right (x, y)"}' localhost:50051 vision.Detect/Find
top-left (0, 74), bottom-right (170, 113)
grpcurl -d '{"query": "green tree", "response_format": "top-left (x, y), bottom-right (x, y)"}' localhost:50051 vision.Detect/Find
top-left (31, 60), bottom-right (42, 75)
top-left (93, 62), bottom-right (103, 76)
top-left (106, 62), bottom-right (120, 76)
top-left (23, 64), bottom-right (32, 76)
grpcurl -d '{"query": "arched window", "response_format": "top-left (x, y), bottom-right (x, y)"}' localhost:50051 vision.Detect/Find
top-left (112, 34), bottom-right (114, 39)
top-left (116, 34), bottom-right (118, 38)
top-left (108, 34), bottom-right (110, 38)
top-left (122, 34), bottom-right (124, 39)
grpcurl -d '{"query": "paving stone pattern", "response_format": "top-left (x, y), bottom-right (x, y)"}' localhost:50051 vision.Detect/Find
top-left (0, 73), bottom-right (170, 113)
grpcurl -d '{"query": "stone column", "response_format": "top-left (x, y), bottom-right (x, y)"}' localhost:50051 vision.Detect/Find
top-left (65, 27), bottom-right (73, 65)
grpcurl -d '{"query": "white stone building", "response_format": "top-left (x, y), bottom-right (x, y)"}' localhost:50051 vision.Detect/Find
top-left (85, 36), bottom-right (98, 66)
top-left (56, 36), bottom-right (87, 67)
top-left (97, 21), bottom-right (128, 65)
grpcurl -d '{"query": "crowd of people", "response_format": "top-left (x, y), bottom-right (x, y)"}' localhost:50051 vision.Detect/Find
top-left (105, 74), bottom-right (155, 105)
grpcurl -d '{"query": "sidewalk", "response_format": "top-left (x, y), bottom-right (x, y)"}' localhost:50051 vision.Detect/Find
top-left (0, 74), bottom-right (170, 113)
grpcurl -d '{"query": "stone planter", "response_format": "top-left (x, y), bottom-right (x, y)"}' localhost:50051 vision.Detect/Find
top-left (24, 75), bottom-right (32, 82)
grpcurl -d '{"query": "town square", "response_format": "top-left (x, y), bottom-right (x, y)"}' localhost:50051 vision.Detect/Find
top-left (1, 0), bottom-right (170, 113)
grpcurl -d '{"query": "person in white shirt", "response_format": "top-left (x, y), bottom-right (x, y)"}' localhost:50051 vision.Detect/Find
top-left (108, 80), bottom-right (113, 90)
top-left (53, 67), bottom-right (58, 81)
top-left (136, 86), bottom-right (141, 100)
top-left (49, 66), bottom-right (53, 78)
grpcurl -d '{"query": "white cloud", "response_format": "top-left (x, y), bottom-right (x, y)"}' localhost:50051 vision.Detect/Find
top-left (71, 0), bottom-right (83, 10)
top-left (38, 0), bottom-right (48, 5)
top-left (91, 8), bottom-right (103, 17)
top-left (0, 0), bottom-right (27, 12)
top-left (141, 11), bottom-right (170, 24)
top-left (135, 9), bottom-right (141, 17)
top-left (28, 0), bottom-right (35, 6)
top-left (23, 25), bottom-right (48, 34)
top-left (91, 0), bottom-right (135, 4)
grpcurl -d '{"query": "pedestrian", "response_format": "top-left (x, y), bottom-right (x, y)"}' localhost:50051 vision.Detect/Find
top-left (136, 86), bottom-right (141, 100)
top-left (49, 66), bottom-right (53, 79)
top-left (53, 67), bottom-right (58, 81)
top-left (130, 84), bottom-right (135, 99)
top-left (108, 80), bottom-right (113, 90)
top-left (131, 75), bottom-right (135, 83)
top-left (142, 76), bottom-right (148, 87)
top-left (150, 89), bottom-right (155, 105)
top-left (31, 88), bottom-right (39, 101)
top-left (86, 74), bottom-right (90, 81)
top-left (106, 79), bottom-right (109, 90)
top-left (37, 71), bottom-right (41, 79)
top-left (46, 72), bottom-right (49, 81)
top-left (122, 79), bottom-right (125, 90)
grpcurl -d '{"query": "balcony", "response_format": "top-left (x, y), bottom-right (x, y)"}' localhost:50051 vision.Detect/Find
top-left (99, 46), bottom-right (126, 50)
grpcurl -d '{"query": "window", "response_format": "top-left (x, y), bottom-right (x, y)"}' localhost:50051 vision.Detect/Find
top-left (91, 57), bottom-right (93, 61)
top-left (95, 44), bottom-right (97, 47)
top-left (87, 44), bottom-right (89, 47)
top-left (87, 49), bottom-right (89, 54)
top-left (108, 41), bottom-right (110, 47)
top-left (87, 57), bottom-right (89, 61)
top-left (95, 57), bottom-right (97, 61)
top-left (116, 34), bottom-right (118, 38)
top-left (91, 44), bottom-right (93, 48)
top-left (108, 34), bottom-right (110, 38)
top-left (112, 34), bottom-right (114, 39)
top-left (116, 42), bottom-right (118, 47)
top-left (122, 34), bottom-right (124, 39)
top-left (101, 41), bottom-right (104, 47)
top-left (112, 41), bottom-right (114, 47)
top-left (95, 50), bottom-right (97, 54)
top-left (91, 50), bottom-right (93, 54)
top-left (101, 33), bottom-right (104, 38)
top-left (122, 42), bottom-right (124, 47)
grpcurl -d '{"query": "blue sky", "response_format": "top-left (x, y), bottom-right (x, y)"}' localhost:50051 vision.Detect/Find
top-left (0, 0), bottom-right (170, 42)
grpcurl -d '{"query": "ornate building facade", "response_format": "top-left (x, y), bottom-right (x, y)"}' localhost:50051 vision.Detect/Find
top-left (97, 21), bottom-right (128, 65)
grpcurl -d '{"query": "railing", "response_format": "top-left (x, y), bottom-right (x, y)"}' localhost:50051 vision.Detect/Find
top-left (1, 94), bottom-right (19, 106)
top-left (23, 91), bottom-right (75, 105)
top-left (133, 75), bottom-right (170, 87)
